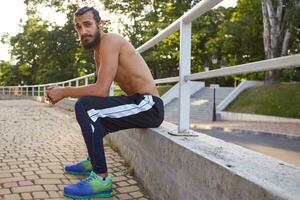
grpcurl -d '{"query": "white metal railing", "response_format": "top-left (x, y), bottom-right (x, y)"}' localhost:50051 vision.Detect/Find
top-left (1, 0), bottom-right (300, 134)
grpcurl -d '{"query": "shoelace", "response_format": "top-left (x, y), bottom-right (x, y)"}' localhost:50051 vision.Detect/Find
top-left (79, 174), bottom-right (97, 185)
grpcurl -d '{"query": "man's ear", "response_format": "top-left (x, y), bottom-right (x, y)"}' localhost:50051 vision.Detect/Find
top-left (98, 20), bottom-right (105, 29)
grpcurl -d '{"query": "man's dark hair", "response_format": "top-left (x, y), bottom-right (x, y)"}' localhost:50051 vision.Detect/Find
top-left (75, 6), bottom-right (101, 23)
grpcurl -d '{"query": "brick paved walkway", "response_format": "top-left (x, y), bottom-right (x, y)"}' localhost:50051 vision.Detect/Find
top-left (0, 99), bottom-right (150, 200)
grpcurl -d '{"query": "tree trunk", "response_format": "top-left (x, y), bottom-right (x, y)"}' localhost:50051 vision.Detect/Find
top-left (281, 29), bottom-right (291, 56)
top-left (262, 0), bottom-right (288, 85)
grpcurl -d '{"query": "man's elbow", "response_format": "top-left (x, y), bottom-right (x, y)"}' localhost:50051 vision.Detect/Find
top-left (91, 84), bottom-right (109, 97)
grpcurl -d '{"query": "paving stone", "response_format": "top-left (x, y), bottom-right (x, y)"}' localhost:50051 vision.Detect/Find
top-left (12, 185), bottom-right (44, 193)
top-left (21, 193), bottom-right (33, 199)
top-left (22, 171), bottom-right (35, 176)
top-left (0, 173), bottom-right (12, 178)
top-left (113, 176), bottom-right (127, 182)
top-left (3, 194), bottom-right (21, 200)
top-left (19, 164), bottom-right (31, 168)
top-left (117, 181), bottom-right (130, 187)
top-left (3, 182), bottom-right (18, 188)
top-left (18, 180), bottom-right (33, 186)
top-left (127, 179), bottom-right (137, 185)
top-left (51, 169), bottom-right (65, 174)
top-left (3, 169), bottom-right (22, 173)
top-left (43, 184), bottom-right (59, 191)
top-left (35, 169), bottom-right (52, 175)
top-left (13, 172), bottom-right (22, 177)
top-left (116, 193), bottom-right (132, 200)
top-left (0, 176), bottom-right (25, 184)
top-left (130, 191), bottom-right (144, 198)
top-left (61, 179), bottom-right (71, 184)
top-left (23, 167), bottom-right (39, 172)
top-left (34, 179), bottom-right (62, 185)
top-left (0, 189), bottom-right (11, 195)
top-left (40, 173), bottom-right (66, 179)
top-left (117, 185), bottom-right (140, 193)
top-left (25, 175), bottom-right (39, 180)
top-left (32, 191), bottom-right (49, 199)
top-left (48, 191), bottom-right (61, 198)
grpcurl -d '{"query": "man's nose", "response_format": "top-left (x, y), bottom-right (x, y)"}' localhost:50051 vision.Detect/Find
top-left (80, 27), bottom-right (88, 35)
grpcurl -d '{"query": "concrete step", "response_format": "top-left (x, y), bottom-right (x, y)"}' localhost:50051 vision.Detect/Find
top-left (164, 87), bottom-right (234, 122)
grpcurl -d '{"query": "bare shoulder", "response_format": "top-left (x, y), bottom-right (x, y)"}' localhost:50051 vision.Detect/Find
top-left (101, 33), bottom-right (125, 45)
top-left (100, 33), bottom-right (135, 56)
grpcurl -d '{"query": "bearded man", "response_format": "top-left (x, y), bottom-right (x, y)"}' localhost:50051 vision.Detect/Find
top-left (46, 6), bottom-right (164, 199)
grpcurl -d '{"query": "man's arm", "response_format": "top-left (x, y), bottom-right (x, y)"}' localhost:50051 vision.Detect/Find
top-left (47, 35), bottom-right (120, 103)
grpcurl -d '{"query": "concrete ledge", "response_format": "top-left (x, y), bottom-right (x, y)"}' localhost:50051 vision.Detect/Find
top-left (219, 111), bottom-right (300, 123)
top-left (107, 121), bottom-right (300, 200)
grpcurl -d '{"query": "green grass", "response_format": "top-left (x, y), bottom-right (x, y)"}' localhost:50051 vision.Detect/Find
top-left (226, 82), bottom-right (300, 119)
top-left (114, 85), bottom-right (172, 96)
top-left (157, 85), bottom-right (172, 96)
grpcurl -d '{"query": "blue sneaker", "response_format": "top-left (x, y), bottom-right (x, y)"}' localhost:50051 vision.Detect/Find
top-left (64, 157), bottom-right (93, 175)
top-left (64, 171), bottom-right (113, 199)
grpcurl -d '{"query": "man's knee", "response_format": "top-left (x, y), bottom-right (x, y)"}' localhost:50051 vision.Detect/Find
top-left (75, 96), bottom-right (91, 115)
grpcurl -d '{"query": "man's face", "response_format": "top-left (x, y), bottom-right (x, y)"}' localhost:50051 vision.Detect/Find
top-left (74, 11), bottom-right (101, 50)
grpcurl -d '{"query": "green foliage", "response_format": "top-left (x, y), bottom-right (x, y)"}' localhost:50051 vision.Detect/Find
top-left (286, 0), bottom-right (300, 54)
top-left (0, 61), bottom-right (18, 86)
top-left (5, 4), bottom-right (94, 85)
top-left (101, 0), bottom-right (266, 85)
top-left (226, 83), bottom-right (300, 118)
top-left (1, 0), bottom-right (298, 86)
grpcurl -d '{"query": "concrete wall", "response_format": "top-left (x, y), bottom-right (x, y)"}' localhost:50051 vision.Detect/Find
top-left (217, 80), bottom-right (263, 112)
top-left (107, 122), bottom-right (300, 200)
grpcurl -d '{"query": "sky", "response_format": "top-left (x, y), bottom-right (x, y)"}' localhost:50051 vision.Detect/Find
top-left (0, 0), bottom-right (238, 61)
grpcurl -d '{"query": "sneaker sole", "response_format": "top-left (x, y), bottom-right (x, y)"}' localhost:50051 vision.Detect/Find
top-left (64, 189), bottom-right (113, 199)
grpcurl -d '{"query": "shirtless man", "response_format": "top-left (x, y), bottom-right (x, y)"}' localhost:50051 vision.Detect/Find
top-left (46, 6), bottom-right (164, 199)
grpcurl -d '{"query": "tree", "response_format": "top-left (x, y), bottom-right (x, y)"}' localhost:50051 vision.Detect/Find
top-left (262, 0), bottom-right (300, 84)
top-left (0, 61), bottom-right (17, 86)
top-left (7, 3), bottom-right (95, 85)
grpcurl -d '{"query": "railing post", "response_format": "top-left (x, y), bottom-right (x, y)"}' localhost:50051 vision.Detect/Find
top-left (69, 81), bottom-right (71, 87)
top-left (26, 87), bottom-right (29, 96)
top-left (38, 86), bottom-right (40, 97)
top-left (85, 77), bottom-right (88, 85)
top-left (178, 20), bottom-right (191, 133)
top-left (76, 80), bottom-right (79, 87)
top-left (32, 87), bottom-right (35, 96)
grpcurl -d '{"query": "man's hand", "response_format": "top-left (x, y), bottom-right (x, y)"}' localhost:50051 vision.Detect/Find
top-left (46, 86), bottom-right (65, 104)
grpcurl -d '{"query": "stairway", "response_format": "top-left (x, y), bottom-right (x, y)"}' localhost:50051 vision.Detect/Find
top-left (164, 87), bottom-right (234, 123)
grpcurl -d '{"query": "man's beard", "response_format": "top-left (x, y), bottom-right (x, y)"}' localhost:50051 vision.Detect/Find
top-left (81, 30), bottom-right (101, 50)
